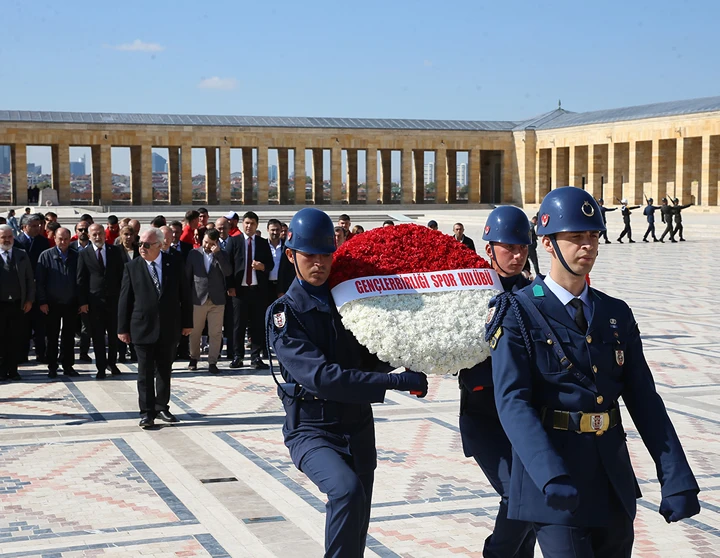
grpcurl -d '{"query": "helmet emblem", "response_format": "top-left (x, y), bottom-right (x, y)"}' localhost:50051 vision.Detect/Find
top-left (484, 225), bottom-right (490, 235)
top-left (287, 231), bottom-right (293, 240)
top-left (540, 213), bottom-right (550, 227)
top-left (581, 201), bottom-right (595, 217)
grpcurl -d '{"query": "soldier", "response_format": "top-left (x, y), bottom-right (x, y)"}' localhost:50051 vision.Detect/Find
top-left (642, 198), bottom-right (661, 242)
top-left (616, 199), bottom-right (640, 243)
top-left (596, 199), bottom-right (616, 244)
top-left (487, 187), bottom-right (700, 556)
top-left (458, 206), bottom-right (535, 558)
top-left (266, 208), bottom-right (428, 558)
top-left (671, 197), bottom-right (693, 241)
top-left (659, 197), bottom-right (676, 243)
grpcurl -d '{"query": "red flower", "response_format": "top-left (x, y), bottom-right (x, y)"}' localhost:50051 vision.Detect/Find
top-left (330, 224), bottom-right (490, 288)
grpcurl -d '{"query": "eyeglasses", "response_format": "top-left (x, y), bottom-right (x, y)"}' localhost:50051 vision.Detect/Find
top-left (139, 241), bottom-right (159, 249)
top-left (77, 228), bottom-right (88, 232)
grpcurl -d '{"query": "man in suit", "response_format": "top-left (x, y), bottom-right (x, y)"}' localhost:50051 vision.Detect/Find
top-left (77, 224), bottom-right (124, 379)
top-left (453, 222), bottom-right (476, 252)
top-left (36, 227), bottom-right (80, 378)
top-left (489, 187), bottom-right (699, 556)
top-left (118, 227), bottom-right (193, 428)
top-left (0, 225), bottom-right (34, 381)
top-left (185, 229), bottom-right (231, 373)
top-left (15, 214), bottom-right (50, 363)
top-left (69, 220), bottom-right (93, 362)
top-left (266, 218), bottom-right (295, 301)
top-left (227, 211), bottom-right (274, 369)
top-left (169, 220), bottom-right (193, 261)
top-left (215, 217), bottom-right (235, 360)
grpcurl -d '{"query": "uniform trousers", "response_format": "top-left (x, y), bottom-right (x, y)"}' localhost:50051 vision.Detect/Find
top-left (190, 300), bottom-right (224, 364)
top-left (45, 303), bottom-right (76, 371)
top-left (673, 222), bottom-right (684, 240)
top-left (135, 340), bottom-right (175, 418)
top-left (300, 447), bottom-right (374, 558)
top-left (0, 300), bottom-right (23, 378)
top-left (642, 223), bottom-right (657, 240)
top-left (533, 489), bottom-right (633, 557)
top-left (660, 221), bottom-right (675, 241)
top-left (617, 224), bottom-right (633, 241)
top-left (599, 230), bottom-right (610, 243)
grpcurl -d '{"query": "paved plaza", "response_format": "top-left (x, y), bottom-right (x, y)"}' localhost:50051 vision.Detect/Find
top-left (1, 208), bottom-right (719, 557)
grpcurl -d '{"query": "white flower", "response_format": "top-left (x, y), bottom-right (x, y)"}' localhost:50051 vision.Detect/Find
top-left (338, 290), bottom-right (499, 375)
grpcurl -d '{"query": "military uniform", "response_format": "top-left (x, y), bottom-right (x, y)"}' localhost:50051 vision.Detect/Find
top-left (659, 203), bottom-right (675, 242)
top-left (642, 203), bottom-right (661, 242)
top-left (598, 205), bottom-right (615, 243)
top-left (616, 205), bottom-right (640, 243)
top-left (671, 202), bottom-right (692, 241)
top-left (488, 277), bottom-right (699, 556)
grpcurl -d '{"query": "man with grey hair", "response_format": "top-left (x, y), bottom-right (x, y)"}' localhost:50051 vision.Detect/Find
top-left (0, 225), bottom-right (34, 381)
top-left (118, 227), bottom-right (193, 428)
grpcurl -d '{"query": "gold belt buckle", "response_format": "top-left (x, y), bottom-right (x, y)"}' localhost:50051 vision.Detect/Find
top-left (579, 412), bottom-right (609, 434)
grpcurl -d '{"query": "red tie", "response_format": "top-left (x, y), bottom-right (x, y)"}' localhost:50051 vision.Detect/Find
top-left (246, 236), bottom-right (253, 286)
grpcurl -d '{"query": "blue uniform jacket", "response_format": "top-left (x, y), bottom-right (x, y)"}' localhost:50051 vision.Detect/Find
top-left (490, 277), bottom-right (698, 526)
top-left (643, 204), bottom-right (661, 223)
top-left (458, 274), bottom-right (530, 457)
top-left (267, 279), bottom-right (394, 475)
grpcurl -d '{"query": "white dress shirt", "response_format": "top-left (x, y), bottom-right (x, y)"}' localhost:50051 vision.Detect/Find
top-left (241, 233), bottom-right (258, 287)
top-left (268, 241), bottom-right (282, 281)
top-left (544, 274), bottom-right (593, 324)
top-left (202, 249), bottom-right (214, 274)
top-left (144, 253), bottom-right (163, 286)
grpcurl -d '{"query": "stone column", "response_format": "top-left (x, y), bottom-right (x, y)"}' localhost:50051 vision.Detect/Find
top-left (91, 145), bottom-right (111, 205)
top-left (330, 145), bottom-right (342, 203)
top-left (10, 144), bottom-right (28, 205)
top-left (277, 148), bottom-right (289, 204)
top-left (706, 135), bottom-right (720, 206)
top-left (242, 148), bottom-right (254, 204)
top-left (551, 147), bottom-right (559, 190)
top-left (219, 146), bottom-right (231, 205)
top-left (651, 138), bottom-right (661, 203)
top-left (606, 142), bottom-right (615, 202)
top-left (365, 148), bottom-right (378, 204)
top-left (379, 149), bottom-right (392, 204)
top-left (311, 148), bottom-right (323, 204)
top-left (205, 148), bottom-right (218, 204)
top-left (446, 150), bottom-right (457, 202)
top-left (413, 150), bottom-right (425, 204)
top-left (568, 146), bottom-right (577, 188)
top-left (401, 148), bottom-right (413, 204)
top-left (346, 149), bottom-right (358, 204)
top-left (628, 140), bottom-right (637, 204)
top-left (587, 144), bottom-right (602, 199)
top-left (141, 145), bottom-right (153, 205)
top-left (181, 144), bottom-right (193, 205)
top-left (502, 149), bottom-right (513, 203)
top-left (294, 146), bottom-right (306, 204)
top-left (435, 148), bottom-right (447, 203)
top-left (52, 143), bottom-right (70, 204)
top-left (167, 148), bottom-right (180, 205)
top-left (468, 148), bottom-right (480, 203)
top-left (257, 145), bottom-right (268, 204)
top-left (676, 137), bottom-right (691, 204)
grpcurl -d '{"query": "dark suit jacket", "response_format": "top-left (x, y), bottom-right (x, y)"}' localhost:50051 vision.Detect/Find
top-left (118, 254), bottom-right (193, 345)
top-left (5, 247), bottom-right (35, 306)
top-left (169, 241), bottom-right (193, 263)
top-left (15, 233), bottom-right (50, 271)
top-left (185, 247), bottom-right (231, 306)
top-left (277, 241), bottom-right (297, 295)
top-left (76, 244), bottom-right (125, 306)
top-left (226, 234), bottom-right (274, 292)
top-left (69, 240), bottom-right (93, 253)
top-left (459, 235), bottom-right (476, 252)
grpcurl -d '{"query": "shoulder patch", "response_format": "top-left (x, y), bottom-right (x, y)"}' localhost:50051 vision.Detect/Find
top-left (273, 311), bottom-right (286, 329)
top-left (489, 326), bottom-right (503, 349)
top-left (532, 284), bottom-right (545, 297)
top-left (486, 305), bottom-right (496, 324)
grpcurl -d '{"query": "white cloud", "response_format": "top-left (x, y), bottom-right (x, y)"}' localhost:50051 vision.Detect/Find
top-left (110, 39), bottom-right (165, 52)
top-left (197, 77), bottom-right (238, 90)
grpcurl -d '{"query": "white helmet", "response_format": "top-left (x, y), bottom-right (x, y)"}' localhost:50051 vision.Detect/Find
top-left (621, 198), bottom-right (628, 205)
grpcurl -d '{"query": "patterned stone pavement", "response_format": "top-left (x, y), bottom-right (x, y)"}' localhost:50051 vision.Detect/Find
top-left (1, 209), bottom-right (719, 557)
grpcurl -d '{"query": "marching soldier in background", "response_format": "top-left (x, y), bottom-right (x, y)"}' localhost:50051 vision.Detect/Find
top-left (671, 197), bottom-right (693, 241)
top-left (616, 199), bottom-right (640, 243)
top-left (642, 198), bottom-right (661, 242)
top-left (458, 206), bottom-right (536, 558)
top-left (488, 187), bottom-right (700, 556)
top-left (659, 198), bottom-right (676, 243)
top-left (596, 199), bottom-right (616, 244)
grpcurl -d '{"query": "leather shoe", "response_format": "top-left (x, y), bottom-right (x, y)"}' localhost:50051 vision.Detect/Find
top-left (63, 367), bottom-right (79, 377)
top-left (95, 372), bottom-right (107, 379)
top-left (188, 359), bottom-right (198, 371)
top-left (229, 357), bottom-right (243, 369)
top-left (139, 416), bottom-right (155, 429)
top-left (108, 364), bottom-right (122, 375)
top-left (117, 354), bottom-right (127, 363)
top-left (48, 368), bottom-right (58, 379)
top-left (251, 359), bottom-right (269, 370)
top-left (78, 353), bottom-right (93, 363)
top-left (157, 410), bottom-right (179, 423)
top-left (209, 364), bottom-right (220, 374)
top-left (9, 373), bottom-right (21, 381)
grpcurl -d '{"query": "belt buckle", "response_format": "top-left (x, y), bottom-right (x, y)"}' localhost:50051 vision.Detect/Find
top-left (579, 412), bottom-right (609, 434)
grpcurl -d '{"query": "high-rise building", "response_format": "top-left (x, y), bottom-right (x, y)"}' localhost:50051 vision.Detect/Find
top-left (0, 146), bottom-right (10, 174)
top-left (27, 163), bottom-right (42, 175)
top-left (152, 153), bottom-right (168, 173)
top-left (70, 155), bottom-right (86, 177)
top-left (269, 165), bottom-right (278, 182)
top-left (423, 162), bottom-right (434, 185)
top-left (456, 163), bottom-right (467, 186)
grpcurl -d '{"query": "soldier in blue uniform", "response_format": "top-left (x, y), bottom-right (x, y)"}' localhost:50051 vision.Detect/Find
top-left (596, 199), bottom-right (615, 244)
top-left (641, 198), bottom-right (661, 242)
top-left (266, 208), bottom-right (428, 558)
top-left (458, 206), bottom-right (536, 558)
top-left (487, 187), bottom-right (700, 556)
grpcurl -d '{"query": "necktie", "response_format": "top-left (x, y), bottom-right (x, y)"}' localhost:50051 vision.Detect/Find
top-left (97, 248), bottom-right (104, 270)
top-left (1, 251), bottom-right (9, 265)
top-left (569, 298), bottom-right (588, 332)
top-left (150, 261), bottom-right (162, 297)
top-left (246, 237), bottom-right (253, 285)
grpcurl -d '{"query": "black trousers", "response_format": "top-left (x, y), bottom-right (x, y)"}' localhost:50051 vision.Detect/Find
top-left (673, 222), bottom-right (684, 239)
top-left (660, 221), bottom-right (675, 241)
top-left (599, 229), bottom-right (610, 242)
top-left (78, 312), bottom-right (91, 354)
top-left (618, 223), bottom-right (632, 241)
top-left (0, 300), bottom-right (23, 378)
top-left (527, 249), bottom-right (540, 276)
top-left (45, 303), bottom-right (76, 371)
top-left (232, 286), bottom-right (266, 361)
top-left (21, 303), bottom-right (46, 361)
top-left (89, 299), bottom-right (118, 372)
top-left (135, 340), bottom-right (176, 418)
top-left (223, 298), bottom-right (234, 358)
top-left (643, 222), bottom-right (657, 240)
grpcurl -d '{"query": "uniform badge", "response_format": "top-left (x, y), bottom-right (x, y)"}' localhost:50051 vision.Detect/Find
top-left (486, 305), bottom-right (496, 324)
top-left (484, 225), bottom-right (491, 235)
top-left (591, 414), bottom-right (605, 431)
top-left (541, 213), bottom-right (550, 227)
top-left (489, 326), bottom-right (503, 349)
top-left (581, 201), bottom-right (595, 217)
top-left (609, 318), bottom-right (617, 325)
top-left (273, 312), bottom-right (286, 328)
top-left (615, 349), bottom-right (625, 366)
top-left (287, 231), bottom-right (293, 240)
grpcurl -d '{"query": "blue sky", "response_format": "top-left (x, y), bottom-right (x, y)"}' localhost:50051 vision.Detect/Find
top-left (5, 0), bottom-right (718, 176)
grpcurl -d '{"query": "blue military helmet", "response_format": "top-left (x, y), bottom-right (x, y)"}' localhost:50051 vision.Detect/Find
top-left (537, 186), bottom-right (606, 235)
top-left (482, 205), bottom-right (532, 245)
top-left (286, 208), bottom-right (336, 254)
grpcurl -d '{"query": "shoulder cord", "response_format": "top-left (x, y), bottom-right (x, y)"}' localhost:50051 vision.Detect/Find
top-left (484, 291), bottom-right (534, 360)
top-left (265, 298), bottom-right (308, 400)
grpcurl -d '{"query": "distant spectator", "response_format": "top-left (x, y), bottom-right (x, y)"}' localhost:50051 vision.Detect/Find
top-left (80, 213), bottom-right (94, 225)
top-left (7, 210), bottom-right (20, 236)
top-left (334, 226), bottom-right (348, 248)
top-left (225, 212), bottom-right (241, 236)
top-left (196, 207), bottom-right (209, 246)
top-left (280, 222), bottom-right (288, 241)
top-left (427, 220), bottom-right (438, 231)
top-left (151, 215), bottom-right (167, 228)
top-left (120, 217), bottom-right (131, 228)
top-left (46, 221), bottom-right (61, 248)
top-left (382, 220), bottom-right (395, 227)
top-left (19, 208), bottom-right (32, 228)
top-left (352, 225), bottom-right (364, 235)
top-left (338, 213), bottom-right (353, 241)
top-left (453, 222), bottom-right (476, 252)
top-left (105, 215), bottom-right (120, 245)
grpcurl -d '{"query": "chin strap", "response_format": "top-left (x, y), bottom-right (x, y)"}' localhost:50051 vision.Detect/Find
top-left (489, 244), bottom-right (512, 276)
top-left (549, 235), bottom-right (582, 277)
